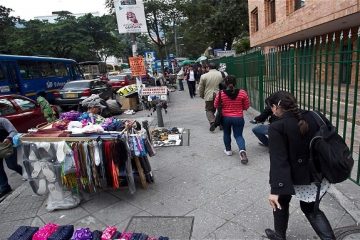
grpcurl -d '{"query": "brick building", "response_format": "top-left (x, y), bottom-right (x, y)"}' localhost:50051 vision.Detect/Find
top-left (248, 0), bottom-right (360, 47)
top-left (247, 0), bottom-right (360, 86)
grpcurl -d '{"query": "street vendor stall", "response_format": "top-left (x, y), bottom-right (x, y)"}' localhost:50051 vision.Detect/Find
top-left (19, 95), bottom-right (155, 211)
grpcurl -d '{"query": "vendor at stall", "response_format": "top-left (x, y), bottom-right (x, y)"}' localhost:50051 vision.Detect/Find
top-left (78, 95), bottom-right (106, 125)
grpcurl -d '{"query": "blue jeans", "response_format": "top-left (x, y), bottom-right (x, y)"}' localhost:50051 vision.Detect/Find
top-left (222, 116), bottom-right (246, 151)
top-left (252, 124), bottom-right (269, 146)
top-left (0, 149), bottom-right (22, 192)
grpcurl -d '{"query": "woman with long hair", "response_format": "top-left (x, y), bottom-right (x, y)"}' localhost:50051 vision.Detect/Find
top-left (265, 90), bottom-right (335, 240)
top-left (214, 75), bottom-right (250, 164)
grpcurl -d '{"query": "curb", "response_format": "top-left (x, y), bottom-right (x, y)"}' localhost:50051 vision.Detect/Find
top-left (329, 185), bottom-right (360, 224)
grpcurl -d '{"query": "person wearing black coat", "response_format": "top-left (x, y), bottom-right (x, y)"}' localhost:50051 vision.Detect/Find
top-left (265, 91), bottom-right (335, 240)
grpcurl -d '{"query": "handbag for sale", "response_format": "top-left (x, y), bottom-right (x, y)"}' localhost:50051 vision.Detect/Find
top-left (213, 91), bottom-right (223, 128)
top-left (0, 142), bottom-right (14, 159)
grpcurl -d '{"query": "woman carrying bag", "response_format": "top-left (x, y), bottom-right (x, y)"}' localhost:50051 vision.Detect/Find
top-left (265, 91), bottom-right (335, 240)
top-left (213, 75), bottom-right (250, 164)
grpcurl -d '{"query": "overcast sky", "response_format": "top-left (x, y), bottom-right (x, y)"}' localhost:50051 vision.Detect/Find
top-left (0, 0), bottom-right (108, 20)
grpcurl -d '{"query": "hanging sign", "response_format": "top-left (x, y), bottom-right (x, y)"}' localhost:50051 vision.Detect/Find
top-left (140, 86), bottom-right (168, 96)
top-left (129, 56), bottom-right (146, 76)
top-left (114, 0), bottom-right (148, 34)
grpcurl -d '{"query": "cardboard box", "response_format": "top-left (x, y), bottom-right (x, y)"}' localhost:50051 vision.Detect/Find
top-left (119, 96), bottom-right (138, 110)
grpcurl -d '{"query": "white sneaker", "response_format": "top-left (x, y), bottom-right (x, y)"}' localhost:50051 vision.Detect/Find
top-left (223, 150), bottom-right (233, 156)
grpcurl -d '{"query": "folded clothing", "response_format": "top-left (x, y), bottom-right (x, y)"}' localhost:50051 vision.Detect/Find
top-left (8, 226), bottom-right (39, 240)
top-left (91, 230), bottom-right (102, 240)
top-left (48, 225), bottom-right (74, 240)
top-left (32, 223), bottom-right (59, 240)
top-left (101, 226), bottom-right (117, 240)
top-left (71, 227), bottom-right (93, 240)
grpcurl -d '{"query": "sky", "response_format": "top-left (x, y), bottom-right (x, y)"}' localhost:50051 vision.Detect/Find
top-left (0, 0), bottom-right (108, 20)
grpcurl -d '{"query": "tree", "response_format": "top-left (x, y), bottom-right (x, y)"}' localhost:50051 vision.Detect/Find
top-left (0, 5), bottom-right (18, 53)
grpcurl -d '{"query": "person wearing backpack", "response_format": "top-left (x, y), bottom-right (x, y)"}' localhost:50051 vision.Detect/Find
top-left (265, 91), bottom-right (335, 240)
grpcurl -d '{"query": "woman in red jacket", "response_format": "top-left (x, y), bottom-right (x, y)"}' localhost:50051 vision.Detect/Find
top-left (214, 75), bottom-right (250, 164)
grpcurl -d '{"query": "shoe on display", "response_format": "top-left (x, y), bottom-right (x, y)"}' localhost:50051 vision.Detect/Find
top-left (0, 187), bottom-right (12, 199)
top-left (239, 150), bottom-right (248, 165)
top-left (223, 150), bottom-right (232, 156)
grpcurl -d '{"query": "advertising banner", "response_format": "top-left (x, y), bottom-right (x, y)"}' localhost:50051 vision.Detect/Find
top-left (114, 0), bottom-right (148, 34)
top-left (129, 56), bottom-right (146, 76)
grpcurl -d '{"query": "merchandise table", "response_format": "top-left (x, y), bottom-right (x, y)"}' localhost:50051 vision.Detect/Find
top-left (20, 129), bottom-right (155, 211)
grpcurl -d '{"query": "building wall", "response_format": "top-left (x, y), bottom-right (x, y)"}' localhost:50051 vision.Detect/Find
top-left (248, 0), bottom-right (360, 47)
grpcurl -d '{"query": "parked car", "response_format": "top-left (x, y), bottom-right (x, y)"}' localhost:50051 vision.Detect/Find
top-left (0, 95), bottom-right (58, 133)
top-left (108, 74), bottom-right (133, 92)
top-left (54, 80), bottom-right (112, 108)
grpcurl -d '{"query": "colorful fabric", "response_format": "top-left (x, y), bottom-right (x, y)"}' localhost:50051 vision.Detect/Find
top-left (37, 96), bottom-right (57, 122)
top-left (71, 228), bottom-right (93, 240)
top-left (32, 223), bottom-right (59, 240)
top-left (60, 110), bottom-right (82, 121)
top-left (101, 226), bottom-right (117, 240)
top-left (119, 232), bottom-right (133, 240)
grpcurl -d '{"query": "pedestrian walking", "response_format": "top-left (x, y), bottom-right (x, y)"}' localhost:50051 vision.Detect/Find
top-left (198, 63), bottom-right (224, 128)
top-left (0, 117), bottom-right (23, 198)
top-left (214, 75), bottom-right (250, 164)
top-left (176, 67), bottom-right (184, 91)
top-left (265, 91), bottom-right (335, 240)
top-left (185, 65), bottom-right (197, 98)
top-left (250, 103), bottom-right (277, 147)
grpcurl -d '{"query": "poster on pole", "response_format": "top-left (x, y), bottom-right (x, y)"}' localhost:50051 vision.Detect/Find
top-left (129, 57), bottom-right (146, 76)
top-left (114, 0), bottom-right (148, 34)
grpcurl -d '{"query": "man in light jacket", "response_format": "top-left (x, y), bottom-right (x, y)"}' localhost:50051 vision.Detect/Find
top-left (198, 63), bottom-right (224, 128)
top-left (176, 67), bottom-right (185, 91)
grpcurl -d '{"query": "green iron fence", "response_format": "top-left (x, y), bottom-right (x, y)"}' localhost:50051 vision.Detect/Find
top-left (214, 27), bottom-right (360, 185)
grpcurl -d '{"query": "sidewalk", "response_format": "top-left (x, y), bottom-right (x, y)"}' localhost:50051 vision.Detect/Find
top-left (0, 88), bottom-right (359, 239)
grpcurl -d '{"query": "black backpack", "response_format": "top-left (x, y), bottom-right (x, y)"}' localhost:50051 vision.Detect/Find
top-left (309, 111), bottom-right (354, 184)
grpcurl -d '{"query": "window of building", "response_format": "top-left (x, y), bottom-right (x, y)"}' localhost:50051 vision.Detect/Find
top-left (287, 0), bottom-right (305, 15)
top-left (265, 0), bottom-right (276, 26)
top-left (251, 8), bottom-right (259, 33)
top-left (294, 0), bottom-right (305, 11)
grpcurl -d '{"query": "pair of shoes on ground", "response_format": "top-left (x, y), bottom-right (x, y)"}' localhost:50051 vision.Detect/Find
top-left (0, 187), bottom-right (12, 199)
top-left (223, 149), bottom-right (248, 165)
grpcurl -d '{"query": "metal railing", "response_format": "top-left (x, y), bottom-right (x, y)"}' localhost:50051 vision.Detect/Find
top-left (214, 27), bottom-right (360, 185)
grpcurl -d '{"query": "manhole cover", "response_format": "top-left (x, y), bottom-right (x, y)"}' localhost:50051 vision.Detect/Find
top-left (335, 225), bottom-right (360, 240)
top-left (125, 216), bottom-right (194, 239)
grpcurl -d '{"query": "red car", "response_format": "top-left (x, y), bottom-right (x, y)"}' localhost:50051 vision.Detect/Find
top-left (108, 74), bottom-right (133, 92)
top-left (0, 95), bottom-right (57, 133)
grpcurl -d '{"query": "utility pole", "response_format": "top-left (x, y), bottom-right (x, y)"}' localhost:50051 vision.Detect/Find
top-left (174, 19), bottom-right (179, 57)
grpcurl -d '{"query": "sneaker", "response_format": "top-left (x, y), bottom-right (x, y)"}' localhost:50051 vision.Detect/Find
top-left (239, 150), bottom-right (248, 164)
top-left (223, 149), bottom-right (232, 156)
top-left (0, 187), bottom-right (12, 199)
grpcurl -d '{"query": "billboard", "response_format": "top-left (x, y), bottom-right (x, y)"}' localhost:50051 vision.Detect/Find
top-left (114, 0), bottom-right (148, 33)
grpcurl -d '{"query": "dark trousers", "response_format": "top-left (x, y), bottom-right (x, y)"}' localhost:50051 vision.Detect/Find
top-left (0, 149), bottom-right (22, 192)
top-left (178, 79), bottom-right (184, 91)
top-left (274, 195), bottom-right (335, 239)
top-left (187, 81), bottom-right (196, 98)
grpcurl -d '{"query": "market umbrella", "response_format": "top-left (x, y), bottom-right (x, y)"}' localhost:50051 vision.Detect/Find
top-left (179, 59), bottom-right (195, 66)
top-left (196, 56), bottom-right (207, 62)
